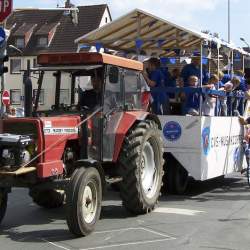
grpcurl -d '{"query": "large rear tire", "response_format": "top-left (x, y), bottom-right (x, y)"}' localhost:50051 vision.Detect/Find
top-left (118, 120), bottom-right (164, 214)
top-left (29, 189), bottom-right (65, 209)
top-left (0, 190), bottom-right (7, 225)
top-left (66, 167), bottom-right (102, 237)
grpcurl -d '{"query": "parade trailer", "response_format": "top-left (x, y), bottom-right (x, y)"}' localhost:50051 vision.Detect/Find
top-left (77, 9), bottom-right (250, 194)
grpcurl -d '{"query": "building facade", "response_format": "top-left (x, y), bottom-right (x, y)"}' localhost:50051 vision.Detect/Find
top-left (5, 2), bottom-right (111, 109)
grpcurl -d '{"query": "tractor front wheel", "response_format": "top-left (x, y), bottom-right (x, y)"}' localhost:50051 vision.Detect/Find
top-left (0, 190), bottom-right (8, 225)
top-left (119, 120), bottom-right (164, 214)
top-left (66, 167), bottom-right (102, 237)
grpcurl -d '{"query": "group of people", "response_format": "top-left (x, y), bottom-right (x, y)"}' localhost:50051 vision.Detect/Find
top-left (142, 56), bottom-right (249, 116)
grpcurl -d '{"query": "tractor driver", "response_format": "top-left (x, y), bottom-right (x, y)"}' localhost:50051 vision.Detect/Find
top-left (79, 72), bottom-right (102, 110)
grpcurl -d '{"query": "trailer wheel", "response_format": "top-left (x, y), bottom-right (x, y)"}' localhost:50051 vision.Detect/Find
top-left (66, 167), bottom-right (102, 237)
top-left (0, 190), bottom-right (7, 225)
top-left (119, 120), bottom-right (164, 214)
top-left (165, 161), bottom-right (189, 195)
top-left (29, 189), bottom-right (65, 209)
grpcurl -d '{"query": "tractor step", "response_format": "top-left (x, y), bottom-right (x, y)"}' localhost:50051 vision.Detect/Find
top-left (0, 167), bottom-right (36, 176)
top-left (105, 176), bottom-right (122, 184)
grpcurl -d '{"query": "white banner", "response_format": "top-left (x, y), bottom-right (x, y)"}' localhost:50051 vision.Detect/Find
top-left (159, 116), bottom-right (245, 181)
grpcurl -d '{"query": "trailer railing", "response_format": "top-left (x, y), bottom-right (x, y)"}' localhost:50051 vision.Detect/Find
top-left (150, 87), bottom-right (246, 116)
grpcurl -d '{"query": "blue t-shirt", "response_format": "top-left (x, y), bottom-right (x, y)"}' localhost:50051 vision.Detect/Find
top-left (185, 92), bottom-right (200, 113)
top-left (160, 67), bottom-right (176, 98)
top-left (160, 67), bottom-right (171, 87)
top-left (149, 69), bottom-right (167, 103)
top-left (181, 63), bottom-right (209, 87)
top-left (149, 69), bottom-right (162, 87)
top-left (221, 73), bottom-right (232, 84)
top-left (236, 76), bottom-right (247, 92)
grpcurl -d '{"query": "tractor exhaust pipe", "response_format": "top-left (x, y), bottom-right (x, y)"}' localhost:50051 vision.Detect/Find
top-left (23, 61), bottom-right (33, 117)
top-left (24, 77), bottom-right (33, 117)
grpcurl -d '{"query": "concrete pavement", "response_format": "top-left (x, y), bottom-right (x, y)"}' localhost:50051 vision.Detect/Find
top-left (0, 174), bottom-right (250, 250)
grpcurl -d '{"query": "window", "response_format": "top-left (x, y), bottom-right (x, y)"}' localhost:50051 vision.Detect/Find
top-left (60, 89), bottom-right (69, 104)
top-left (105, 17), bottom-right (108, 23)
top-left (33, 89), bottom-right (45, 105)
top-left (33, 58), bottom-right (37, 68)
top-left (104, 66), bottom-right (122, 113)
top-left (27, 59), bottom-right (31, 69)
top-left (124, 70), bottom-right (142, 110)
top-left (32, 58), bottom-right (39, 74)
top-left (10, 89), bottom-right (21, 105)
top-left (10, 59), bottom-right (21, 74)
top-left (16, 38), bottom-right (25, 48)
top-left (37, 37), bottom-right (48, 47)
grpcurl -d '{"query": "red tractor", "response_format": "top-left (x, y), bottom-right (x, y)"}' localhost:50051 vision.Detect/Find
top-left (0, 52), bottom-right (163, 236)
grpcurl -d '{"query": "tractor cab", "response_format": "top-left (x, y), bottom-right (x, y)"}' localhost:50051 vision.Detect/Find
top-left (34, 52), bottom-right (145, 115)
top-left (30, 52), bottom-right (147, 162)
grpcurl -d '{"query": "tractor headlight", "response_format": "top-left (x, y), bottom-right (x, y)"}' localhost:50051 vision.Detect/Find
top-left (20, 149), bottom-right (31, 165)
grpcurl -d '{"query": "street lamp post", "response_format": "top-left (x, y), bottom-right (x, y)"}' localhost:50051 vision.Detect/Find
top-left (240, 37), bottom-right (250, 50)
top-left (240, 37), bottom-right (250, 72)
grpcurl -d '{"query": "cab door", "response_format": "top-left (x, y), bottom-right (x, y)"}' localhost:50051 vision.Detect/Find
top-left (102, 66), bottom-right (143, 162)
top-left (102, 65), bottom-right (124, 161)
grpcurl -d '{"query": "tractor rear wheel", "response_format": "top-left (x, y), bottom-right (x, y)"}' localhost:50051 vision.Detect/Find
top-left (66, 167), bottom-right (102, 237)
top-left (0, 190), bottom-right (7, 225)
top-left (29, 189), bottom-right (65, 209)
top-left (119, 120), bottom-right (164, 214)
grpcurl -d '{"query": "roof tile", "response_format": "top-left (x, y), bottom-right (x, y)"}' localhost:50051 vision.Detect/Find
top-left (7, 4), bottom-right (109, 56)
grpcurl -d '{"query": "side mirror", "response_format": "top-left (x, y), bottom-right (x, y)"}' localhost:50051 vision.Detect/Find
top-left (109, 66), bottom-right (119, 84)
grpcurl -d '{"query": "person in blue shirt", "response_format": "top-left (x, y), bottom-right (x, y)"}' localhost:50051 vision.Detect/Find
top-left (214, 71), bottom-right (227, 116)
top-left (233, 70), bottom-right (249, 115)
top-left (160, 66), bottom-right (171, 87)
top-left (185, 75), bottom-right (200, 115)
top-left (142, 58), bottom-right (169, 115)
top-left (234, 70), bottom-right (247, 92)
top-left (181, 56), bottom-right (209, 87)
top-left (214, 71), bottom-right (226, 89)
top-left (221, 72), bottom-right (232, 84)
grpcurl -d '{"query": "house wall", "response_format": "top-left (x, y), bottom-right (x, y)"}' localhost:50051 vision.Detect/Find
top-left (99, 8), bottom-right (111, 27)
top-left (5, 6), bottom-right (112, 111)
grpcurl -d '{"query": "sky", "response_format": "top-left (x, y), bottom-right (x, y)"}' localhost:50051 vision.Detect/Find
top-left (14, 0), bottom-right (250, 48)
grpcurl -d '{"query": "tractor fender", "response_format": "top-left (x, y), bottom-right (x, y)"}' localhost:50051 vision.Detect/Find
top-left (146, 113), bottom-right (162, 130)
top-left (113, 112), bottom-right (161, 162)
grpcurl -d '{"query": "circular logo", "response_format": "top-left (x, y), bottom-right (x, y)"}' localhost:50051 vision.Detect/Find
top-left (202, 127), bottom-right (210, 156)
top-left (163, 121), bottom-right (182, 141)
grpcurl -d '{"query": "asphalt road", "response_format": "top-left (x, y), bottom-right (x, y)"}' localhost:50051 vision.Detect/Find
top-left (1, 174), bottom-right (250, 250)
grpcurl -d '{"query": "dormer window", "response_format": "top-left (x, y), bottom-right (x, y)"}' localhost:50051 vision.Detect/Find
top-left (13, 23), bottom-right (37, 49)
top-left (36, 22), bottom-right (60, 48)
top-left (16, 37), bottom-right (25, 48)
top-left (37, 36), bottom-right (48, 47)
